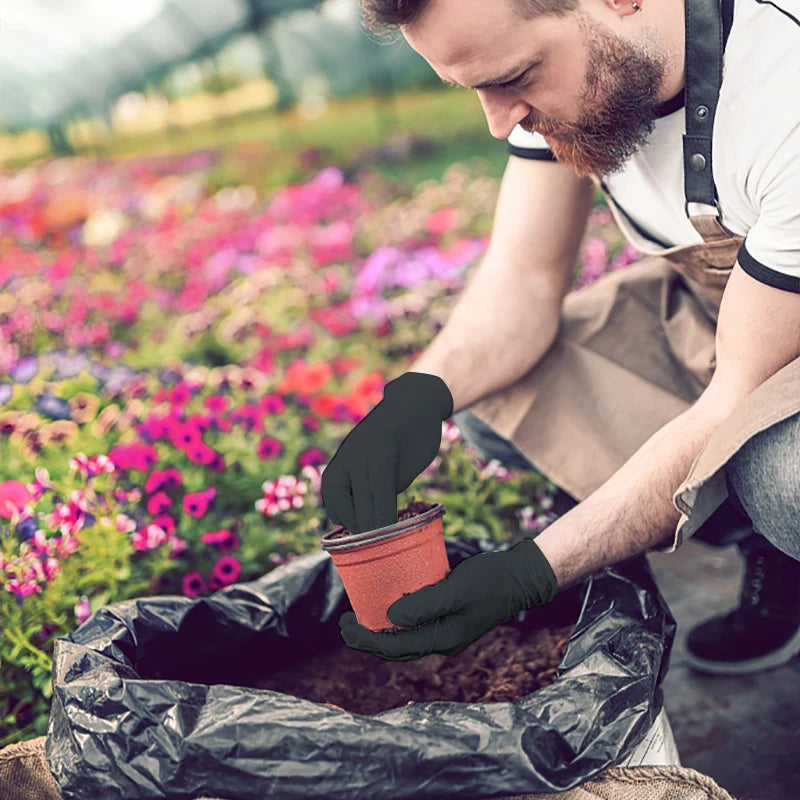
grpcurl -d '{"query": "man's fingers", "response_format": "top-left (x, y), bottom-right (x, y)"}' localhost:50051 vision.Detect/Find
top-left (367, 455), bottom-right (398, 531)
top-left (349, 465), bottom-right (374, 534)
top-left (338, 612), bottom-right (436, 661)
top-left (322, 468), bottom-right (359, 535)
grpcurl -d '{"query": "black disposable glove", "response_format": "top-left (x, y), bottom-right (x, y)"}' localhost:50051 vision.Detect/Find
top-left (321, 371), bottom-right (453, 534)
top-left (338, 537), bottom-right (559, 660)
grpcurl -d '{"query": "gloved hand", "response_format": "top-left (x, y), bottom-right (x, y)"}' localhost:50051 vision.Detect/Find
top-left (321, 371), bottom-right (454, 534)
top-left (338, 537), bottom-right (559, 660)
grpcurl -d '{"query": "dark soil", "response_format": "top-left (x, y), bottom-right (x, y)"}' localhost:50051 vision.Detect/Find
top-left (326, 499), bottom-right (436, 540)
top-left (254, 582), bottom-right (581, 716)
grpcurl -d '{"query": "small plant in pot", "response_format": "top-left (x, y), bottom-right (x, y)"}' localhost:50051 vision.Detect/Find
top-left (320, 498), bottom-right (449, 632)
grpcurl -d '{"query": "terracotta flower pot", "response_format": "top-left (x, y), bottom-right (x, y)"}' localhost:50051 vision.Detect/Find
top-left (320, 501), bottom-right (450, 632)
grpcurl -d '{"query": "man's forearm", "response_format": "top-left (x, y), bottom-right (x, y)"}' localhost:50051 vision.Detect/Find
top-left (534, 399), bottom-right (730, 591)
top-left (406, 261), bottom-right (565, 414)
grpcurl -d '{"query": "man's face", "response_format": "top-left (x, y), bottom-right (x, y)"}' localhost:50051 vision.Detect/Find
top-left (403, 0), bottom-right (674, 178)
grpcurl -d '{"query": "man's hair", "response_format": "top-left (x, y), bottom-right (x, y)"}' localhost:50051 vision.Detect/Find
top-left (360, 0), bottom-right (582, 35)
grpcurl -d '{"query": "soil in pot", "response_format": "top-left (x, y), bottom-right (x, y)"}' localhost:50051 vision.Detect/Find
top-left (253, 580), bottom-right (582, 716)
top-left (326, 498), bottom-right (434, 540)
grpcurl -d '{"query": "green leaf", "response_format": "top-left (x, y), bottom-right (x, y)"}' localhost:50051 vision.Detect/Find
top-left (90, 591), bottom-right (111, 612)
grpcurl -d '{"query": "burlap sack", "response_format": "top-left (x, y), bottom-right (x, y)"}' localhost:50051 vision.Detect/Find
top-left (0, 736), bottom-right (738, 800)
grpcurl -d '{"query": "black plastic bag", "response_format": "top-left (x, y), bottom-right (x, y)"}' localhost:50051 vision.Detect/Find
top-left (47, 537), bottom-right (676, 799)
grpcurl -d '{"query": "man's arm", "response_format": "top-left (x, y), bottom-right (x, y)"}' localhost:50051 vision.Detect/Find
top-left (410, 154), bottom-right (595, 413)
top-left (535, 261), bottom-right (800, 591)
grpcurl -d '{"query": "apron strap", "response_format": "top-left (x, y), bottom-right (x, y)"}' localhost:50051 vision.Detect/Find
top-left (683, 0), bottom-right (734, 226)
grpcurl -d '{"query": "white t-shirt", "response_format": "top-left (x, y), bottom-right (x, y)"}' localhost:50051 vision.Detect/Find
top-left (507, 0), bottom-right (800, 293)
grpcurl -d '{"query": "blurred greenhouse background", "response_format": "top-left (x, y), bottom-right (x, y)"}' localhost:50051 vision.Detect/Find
top-left (0, 0), bottom-right (505, 180)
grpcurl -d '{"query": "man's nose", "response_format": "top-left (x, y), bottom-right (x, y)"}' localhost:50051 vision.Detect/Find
top-left (476, 89), bottom-right (530, 140)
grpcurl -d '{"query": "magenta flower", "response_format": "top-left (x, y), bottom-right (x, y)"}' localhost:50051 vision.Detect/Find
top-left (258, 394), bottom-right (285, 415)
top-left (204, 394), bottom-right (229, 414)
top-left (209, 556), bottom-right (241, 591)
top-left (183, 487), bottom-right (217, 519)
top-left (0, 480), bottom-right (31, 519)
top-left (186, 413), bottom-right (212, 434)
top-left (4, 578), bottom-right (42, 598)
top-left (200, 529), bottom-right (240, 553)
top-left (146, 491), bottom-right (172, 516)
top-left (208, 452), bottom-right (226, 473)
top-left (213, 416), bottom-right (233, 433)
top-left (169, 536), bottom-right (188, 559)
top-left (301, 415), bottom-right (321, 433)
top-left (230, 404), bottom-right (262, 431)
top-left (74, 596), bottom-right (91, 625)
top-left (186, 442), bottom-right (217, 466)
top-left (169, 383), bottom-right (193, 407)
top-left (182, 570), bottom-right (207, 598)
top-left (151, 514), bottom-right (176, 537)
top-left (145, 466), bottom-right (183, 495)
top-left (251, 347), bottom-right (275, 374)
top-left (69, 453), bottom-right (115, 480)
top-left (108, 443), bottom-right (158, 472)
top-left (132, 524), bottom-right (169, 552)
top-left (298, 447), bottom-right (326, 469)
top-left (137, 413), bottom-right (172, 442)
top-left (169, 420), bottom-right (202, 451)
top-left (256, 436), bottom-right (283, 461)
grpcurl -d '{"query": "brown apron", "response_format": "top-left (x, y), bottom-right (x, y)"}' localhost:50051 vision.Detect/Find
top-left (468, 0), bottom-right (800, 552)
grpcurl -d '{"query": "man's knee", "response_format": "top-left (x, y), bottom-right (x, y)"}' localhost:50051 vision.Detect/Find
top-left (725, 411), bottom-right (800, 560)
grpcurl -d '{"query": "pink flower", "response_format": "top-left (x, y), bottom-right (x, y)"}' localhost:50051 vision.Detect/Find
top-left (256, 436), bottom-right (283, 461)
top-left (4, 579), bottom-right (41, 598)
top-left (255, 476), bottom-right (307, 516)
top-left (108, 443), bottom-right (158, 472)
top-left (115, 514), bottom-right (136, 533)
top-left (0, 480), bottom-right (31, 518)
top-left (426, 206), bottom-right (459, 235)
top-left (182, 570), bottom-right (207, 598)
top-left (209, 556), bottom-right (241, 591)
top-left (186, 413), bottom-right (212, 435)
top-left (137, 413), bottom-right (172, 442)
top-left (169, 420), bottom-right (203, 451)
top-left (151, 514), bottom-right (176, 537)
top-left (131, 524), bottom-right (169, 552)
top-left (258, 394), bottom-right (285, 415)
top-left (298, 447), bottom-right (326, 469)
top-left (169, 536), bottom-right (188, 559)
top-left (200, 529), bottom-right (240, 553)
top-left (230, 404), bottom-right (262, 431)
top-left (204, 394), bottom-right (229, 414)
top-left (169, 383), bottom-right (193, 407)
top-left (301, 415), bottom-right (320, 433)
top-left (145, 466), bottom-right (183, 495)
top-left (183, 487), bottom-right (216, 519)
top-left (146, 491), bottom-right (172, 516)
top-left (208, 452), bottom-right (226, 473)
top-left (75, 596), bottom-right (91, 624)
top-left (69, 453), bottom-right (115, 480)
top-left (186, 442), bottom-right (218, 466)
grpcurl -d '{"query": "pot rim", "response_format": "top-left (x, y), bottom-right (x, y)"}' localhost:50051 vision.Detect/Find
top-left (321, 501), bottom-right (444, 551)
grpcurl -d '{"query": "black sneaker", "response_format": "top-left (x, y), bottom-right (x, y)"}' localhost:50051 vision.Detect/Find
top-left (686, 534), bottom-right (800, 675)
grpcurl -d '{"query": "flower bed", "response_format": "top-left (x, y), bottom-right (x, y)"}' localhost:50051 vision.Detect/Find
top-left (0, 147), bottom-right (635, 745)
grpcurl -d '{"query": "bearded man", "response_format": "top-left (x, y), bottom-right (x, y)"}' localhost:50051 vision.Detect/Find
top-left (322, 0), bottom-right (800, 674)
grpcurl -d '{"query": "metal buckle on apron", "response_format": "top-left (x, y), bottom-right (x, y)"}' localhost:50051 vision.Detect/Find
top-left (684, 197), bottom-right (723, 221)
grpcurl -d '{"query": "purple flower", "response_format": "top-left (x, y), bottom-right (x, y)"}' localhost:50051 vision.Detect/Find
top-left (10, 357), bottom-right (38, 383)
top-left (74, 596), bottom-right (91, 625)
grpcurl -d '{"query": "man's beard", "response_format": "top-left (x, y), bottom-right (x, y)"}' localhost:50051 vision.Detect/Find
top-left (521, 16), bottom-right (671, 178)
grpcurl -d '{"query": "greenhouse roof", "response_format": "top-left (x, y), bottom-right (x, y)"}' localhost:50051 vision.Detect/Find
top-left (0, 0), bottom-right (322, 130)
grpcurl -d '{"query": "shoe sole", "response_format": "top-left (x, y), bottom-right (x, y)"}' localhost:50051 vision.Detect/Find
top-left (685, 623), bottom-right (800, 675)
